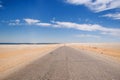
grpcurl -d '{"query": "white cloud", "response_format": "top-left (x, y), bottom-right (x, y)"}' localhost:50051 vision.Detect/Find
top-left (102, 13), bottom-right (120, 20)
top-left (53, 21), bottom-right (120, 36)
top-left (8, 19), bottom-right (20, 25)
top-left (36, 23), bottom-right (52, 26)
top-left (66, 0), bottom-right (91, 5)
top-left (23, 18), bottom-right (52, 27)
top-left (75, 34), bottom-right (100, 38)
top-left (7, 18), bottom-right (120, 37)
top-left (15, 19), bottom-right (20, 24)
top-left (101, 31), bottom-right (120, 37)
top-left (66, 0), bottom-right (120, 12)
top-left (24, 18), bottom-right (40, 24)
top-left (54, 21), bottom-right (104, 31)
top-left (8, 18), bottom-right (52, 27)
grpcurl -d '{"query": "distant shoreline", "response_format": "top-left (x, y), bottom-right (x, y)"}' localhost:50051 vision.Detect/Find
top-left (0, 43), bottom-right (60, 45)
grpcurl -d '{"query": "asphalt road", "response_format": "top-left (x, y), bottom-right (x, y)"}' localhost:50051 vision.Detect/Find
top-left (3, 46), bottom-right (120, 80)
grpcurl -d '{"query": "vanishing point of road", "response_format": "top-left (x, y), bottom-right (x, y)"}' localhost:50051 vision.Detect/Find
top-left (3, 46), bottom-right (120, 80)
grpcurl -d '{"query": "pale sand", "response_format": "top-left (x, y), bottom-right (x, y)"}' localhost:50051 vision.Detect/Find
top-left (68, 43), bottom-right (120, 61)
top-left (0, 44), bottom-right (62, 79)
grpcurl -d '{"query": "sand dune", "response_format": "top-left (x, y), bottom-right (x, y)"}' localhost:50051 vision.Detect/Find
top-left (0, 44), bottom-right (61, 79)
top-left (68, 43), bottom-right (120, 61)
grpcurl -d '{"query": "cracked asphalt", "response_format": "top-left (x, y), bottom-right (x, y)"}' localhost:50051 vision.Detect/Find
top-left (3, 46), bottom-right (120, 80)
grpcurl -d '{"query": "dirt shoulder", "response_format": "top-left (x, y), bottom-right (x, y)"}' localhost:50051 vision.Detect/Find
top-left (68, 43), bottom-right (120, 61)
top-left (0, 44), bottom-right (61, 79)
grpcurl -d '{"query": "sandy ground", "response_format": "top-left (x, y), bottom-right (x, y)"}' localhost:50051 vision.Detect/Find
top-left (0, 44), bottom-right (61, 79)
top-left (3, 46), bottom-right (120, 80)
top-left (68, 43), bottom-right (120, 61)
top-left (0, 43), bottom-right (120, 79)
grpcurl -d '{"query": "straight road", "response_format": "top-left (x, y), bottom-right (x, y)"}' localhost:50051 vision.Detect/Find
top-left (3, 46), bottom-right (120, 80)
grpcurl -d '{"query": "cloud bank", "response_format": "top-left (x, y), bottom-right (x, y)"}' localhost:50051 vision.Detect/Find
top-left (7, 18), bottom-right (120, 37)
top-left (102, 13), bottom-right (120, 20)
top-left (24, 18), bottom-right (40, 24)
top-left (75, 34), bottom-right (100, 38)
top-left (65, 0), bottom-right (120, 12)
top-left (54, 21), bottom-right (120, 36)
top-left (8, 19), bottom-right (20, 25)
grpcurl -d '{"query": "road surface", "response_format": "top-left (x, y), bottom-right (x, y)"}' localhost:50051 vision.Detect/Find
top-left (3, 46), bottom-right (120, 80)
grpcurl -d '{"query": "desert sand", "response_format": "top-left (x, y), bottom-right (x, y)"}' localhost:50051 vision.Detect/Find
top-left (0, 44), bottom-right (61, 79)
top-left (1, 43), bottom-right (120, 79)
top-left (68, 43), bottom-right (120, 61)
top-left (3, 46), bottom-right (120, 80)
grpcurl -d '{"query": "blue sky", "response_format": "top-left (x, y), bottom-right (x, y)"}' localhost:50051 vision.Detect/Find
top-left (0, 0), bottom-right (120, 43)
